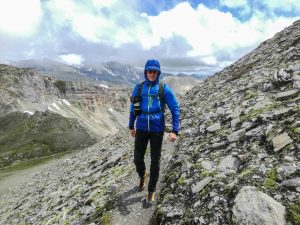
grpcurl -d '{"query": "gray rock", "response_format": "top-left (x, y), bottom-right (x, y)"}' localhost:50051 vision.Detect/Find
top-left (199, 124), bottom-right (206, 134)
top-left (273, 108), bottom-right (293, 117)
top-left (166, 208), bottom-right (183, 219)
top-left (217, 155), bottom-right (241, 172)
top-left (275, 89), bottom-right (300, 100)
top-left (272, 132), bottom-right (293, 152)
top-left (292, 74), bottom-right (300, 89)
top-left (232, 186), bottom-right (286, 225)
top-left (207, 122), bottom-right (221, 132)
top-left (191, 177), bottom-right (213, 194)
top-left (207, 141), bottom-right (227, 150)
top-left (228, 129), bottom-right (246, 142)
top-left (231, 118), bottom-right (240, 130)
top-left (229, 107), bottom-right (242, 119)
top-left (281, 177), bottom-right (300, 188)
top-left (201, 161), bottom-right (214, 171)
top-left (277, 163), bottom-right (297, 180)
top-left (245, 126), bottom-right (263, 137)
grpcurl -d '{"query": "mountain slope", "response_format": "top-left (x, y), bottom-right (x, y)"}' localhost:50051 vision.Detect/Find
top-left (0, 111), bottom-right (95, 168)
top-left (155, 19), bottom-right (300, 224)
top-left (1, 18), bottom-right (299, 225)
top-left (0, 64), bottom-right (129, 167)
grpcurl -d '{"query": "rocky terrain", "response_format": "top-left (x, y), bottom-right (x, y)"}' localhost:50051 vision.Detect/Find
top-left (0, 64), bottom-right (130, 167)
top-left (0, 17), bottom-right (299, 225)
top-left (155, 19), bottom-right (300, 224)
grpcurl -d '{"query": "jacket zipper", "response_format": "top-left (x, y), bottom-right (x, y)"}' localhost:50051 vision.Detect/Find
top-left (148, 83), bottom-right (151, 131)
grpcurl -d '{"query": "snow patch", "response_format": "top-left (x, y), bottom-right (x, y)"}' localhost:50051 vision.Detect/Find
top-left (109, 108), bottom-right (113, 112)
top-left (62, 99), bottom-right (71, 106)
top-left (100, 84), bottom-right (109, 89)
top-left (103, 67), bottom-right (116, 77)
top-left (52, 103), bottom-right (60, 110)
top-left (48, 106), bottom-right (55, 112)
top-left (24, 111), bottom-right (34, 115)
top-left (58, 101), bottom-right (63, 105)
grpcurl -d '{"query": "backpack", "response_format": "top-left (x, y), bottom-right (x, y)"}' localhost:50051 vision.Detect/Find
top-left (138, 80), bottom-right (165, 113)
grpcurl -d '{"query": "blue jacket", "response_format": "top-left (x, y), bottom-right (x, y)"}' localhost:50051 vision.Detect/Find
top-left (129, 66), bottom-right (180, 134)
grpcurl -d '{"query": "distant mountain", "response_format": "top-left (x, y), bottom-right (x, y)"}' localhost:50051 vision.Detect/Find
top-left (10, 59), bottom-right (90, 81)
top-left (78, 61), bottom-right (143, 86)
top-left (176, 72), bottom-right (209, 80)
top-left (7, 59), bottom-right (206, 89)
top-left (162, 75), bottom-right (202, 95)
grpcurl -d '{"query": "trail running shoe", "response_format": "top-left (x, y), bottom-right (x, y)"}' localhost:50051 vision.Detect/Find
top-left (138, 171), bottom-right (148, 191)
top-left (147, 192), bottom-right (155, 205)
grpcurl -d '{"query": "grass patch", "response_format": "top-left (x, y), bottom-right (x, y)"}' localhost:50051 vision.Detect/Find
top-left (177, 175), bottom-right (186, 186)
top-left (244, 90), bottom-right (257, 100)
top-left (286, 196), bottom-right (300, 225)
top-left (240, 102), bottom-right (282, 122)
top-left (99, 211), bottom-right (112, 225)
top-left (199, 170), bottom-right (216, 179)
top-left (263, 168), bottom-right (277, 191)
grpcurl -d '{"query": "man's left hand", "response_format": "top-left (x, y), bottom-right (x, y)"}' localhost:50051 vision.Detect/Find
top-left (168, 132), bottom-right (177, 142)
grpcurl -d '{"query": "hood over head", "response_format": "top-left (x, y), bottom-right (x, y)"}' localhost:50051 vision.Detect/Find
top-left (144, 59), bottom-right (161, 84)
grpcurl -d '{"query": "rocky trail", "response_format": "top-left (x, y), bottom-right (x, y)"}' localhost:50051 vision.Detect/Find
top-left (110, 135), bottom-right (175, 225)
top-left (0, 131), bottom-right (177, 225)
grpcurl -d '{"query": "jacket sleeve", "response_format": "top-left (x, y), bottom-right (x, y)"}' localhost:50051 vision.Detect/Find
top-left (129, 84), bottom-right (139, 129)
top-left (164, 84), bottom-right (180, 134)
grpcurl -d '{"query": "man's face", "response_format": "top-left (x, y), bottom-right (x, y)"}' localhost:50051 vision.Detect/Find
top-left (146, 70), bottom-right (158, 82)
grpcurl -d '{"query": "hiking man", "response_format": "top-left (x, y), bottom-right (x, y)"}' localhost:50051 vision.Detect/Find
top-left (129, 59), bottom-right (180, 205)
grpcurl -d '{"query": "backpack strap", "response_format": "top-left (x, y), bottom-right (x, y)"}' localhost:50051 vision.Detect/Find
top-left (159, 81), bottom-right (165, 112)
top-left (138, 81), bottom-right (145, 97)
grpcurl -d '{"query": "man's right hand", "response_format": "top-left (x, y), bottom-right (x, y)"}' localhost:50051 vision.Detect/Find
top-left (130, 129), bottom-right (136, 137)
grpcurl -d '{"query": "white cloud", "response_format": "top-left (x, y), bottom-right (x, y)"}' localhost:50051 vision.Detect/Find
top-left (259, 0), bottom-right (300, 12)
top-left (60, 54), bottom-right (84, 65)
top-left (46, 0), bottom-right (151, 47)
top-left (0, 0), bottom-right (299, 74)
top-left (146, 2), bottom-right (297, 66)
top-left (0, 0), bottom-right (42, 36)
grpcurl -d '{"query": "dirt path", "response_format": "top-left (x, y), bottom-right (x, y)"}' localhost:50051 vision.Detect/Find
top-left (110, 134), bottom-right (176, 225)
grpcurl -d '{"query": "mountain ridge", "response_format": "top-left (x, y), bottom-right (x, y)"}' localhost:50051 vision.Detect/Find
top-left (0, 18), bottom-right (299, 225)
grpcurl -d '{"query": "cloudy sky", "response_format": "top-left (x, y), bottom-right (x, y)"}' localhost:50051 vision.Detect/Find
top-left (0, 0), bottom-right (299, 75)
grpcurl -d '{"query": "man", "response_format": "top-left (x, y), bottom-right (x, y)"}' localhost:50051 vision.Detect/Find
top-left (129, 59), bottom-right (180, 206)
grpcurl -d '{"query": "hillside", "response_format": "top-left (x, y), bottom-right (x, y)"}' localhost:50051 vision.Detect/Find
top-left (0, 65), bottom-right (129, 167)
top-left (0, 18), bottom-right (299, 225)
top-left (156, 19), bottom-right (300, 225)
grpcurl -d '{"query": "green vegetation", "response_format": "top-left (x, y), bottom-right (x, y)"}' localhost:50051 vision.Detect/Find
top-left (177, 175), bottom-right (186, 185)
top-left (199, 170), bottom-right (216, 179)
top-left (54, 80), bottom-right (67, 94)
top-left (244, 90), bottom-right (257, 100)
top-left (286, 196), bottom-right (300, 225)
top-left (263, 168), bottom-right (277, 191)
top-left (240, 102), bottom-right (282, 122)
top-left (0, 111), bottom-right (95, 168)
top-left (99, 212), bottom-right (112, 225)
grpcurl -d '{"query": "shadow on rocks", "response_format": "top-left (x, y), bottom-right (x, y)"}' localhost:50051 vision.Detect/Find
top-left (114, 186), bottom-right (143, 215)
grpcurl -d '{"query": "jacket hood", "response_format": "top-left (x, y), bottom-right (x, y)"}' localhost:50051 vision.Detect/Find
top-left (144, 59), bottom-right (161, 85)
